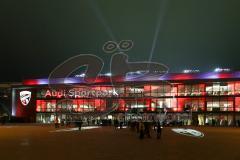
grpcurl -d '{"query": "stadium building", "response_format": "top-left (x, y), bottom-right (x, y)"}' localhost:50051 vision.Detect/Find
top-left (11, 71), bottom-right (240, 126)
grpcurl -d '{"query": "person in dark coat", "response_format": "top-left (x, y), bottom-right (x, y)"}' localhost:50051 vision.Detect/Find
top-left (78, 119), bottom-right (83, 131)
top-left (119, 121), bottom-right (123, 129)
top-left (156, 122), bottom-right (162, 139)
top-left (54, 117), bottom-right (59, 128)
top-left (136, 121), bottom-right (139, 133)
top-left (139, 121), bottom-right (145, 139)
top-left (75, 118), bottom-right (83, 131)
top-left (114, 119), bottom-right (119, 129)
top-left (144, 122), bottom-right (151, 138)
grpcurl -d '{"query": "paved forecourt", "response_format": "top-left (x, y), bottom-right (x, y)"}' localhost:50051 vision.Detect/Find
top-left (0, 125), bottom-right (240, 160)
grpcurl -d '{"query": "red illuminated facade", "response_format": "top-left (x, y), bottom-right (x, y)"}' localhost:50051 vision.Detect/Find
top-left (11, 71), bottom-right (240, 126)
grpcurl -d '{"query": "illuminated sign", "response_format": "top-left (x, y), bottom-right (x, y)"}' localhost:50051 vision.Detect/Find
top-left (41, 88), bottom-right (119, 98)
top-left (172, 128), bottom-right (204, 138)
top-left (129, 88), bottom-right (144, 93)
top-left (20, 91), bottom-right (32, 106)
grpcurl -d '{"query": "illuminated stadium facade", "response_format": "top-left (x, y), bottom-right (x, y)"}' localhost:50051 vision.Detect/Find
top-left (11, 71), bottom-right (240, 126)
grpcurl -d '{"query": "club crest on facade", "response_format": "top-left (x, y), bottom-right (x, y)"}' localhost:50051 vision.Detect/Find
top-left (20, 91), bottom-right (31, 106)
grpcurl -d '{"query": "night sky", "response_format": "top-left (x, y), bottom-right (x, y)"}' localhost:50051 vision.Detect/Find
top-left (1, 0), bottom-right (240, 82)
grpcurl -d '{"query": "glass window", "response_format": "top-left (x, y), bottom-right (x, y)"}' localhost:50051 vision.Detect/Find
top-left (206, 83), bottom-right (220, 96)
top-left (150, 84), bottom-right (173, 97)
top-left (125, 86), bottom-right (144, 97)
top-left (191, 84), bottom-right (205, 96)
top-left (178, 85), bottom-right (185, 96)
top-left (113, 99), bottom-right (125, 111)
top-left (164, 85), bottom-right (172, 96)
top-left (171, 85), bottom-right (178, 96)
top-left (235, 97), bottom-right (240, 112)
top-left (227, 83), bottom-right (234, 95)
top-left (207, 98), bottom-right (219, 111)
top-left (150, 85), bottom-right (160, 97)
top-left (235, 82), bottom-right (240, 95)
top-left (36, 100), bottom-right (56, 112)
top-left (155, 98), bottom-right (177, 111)
top-left (219, 83), bottom-right (228, 95)
top-left (114, 86), bottom-right (125, 97)
top-left (185, 85), bottom-right (191, 96)
top-left (178, 98), bottom-right (205, 112)
top-left (206, 82), bottom-right (233, 96)
top-left (207, 98), bottom-right (233, 112)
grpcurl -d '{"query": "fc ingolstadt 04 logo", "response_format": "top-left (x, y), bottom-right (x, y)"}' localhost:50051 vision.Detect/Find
top-left (20, 91), bottom-right (32, 106)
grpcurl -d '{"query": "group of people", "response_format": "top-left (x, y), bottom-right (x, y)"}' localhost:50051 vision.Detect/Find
top-left (53, 117), bottom-right (163, 138)
top-left (130, 120), bottom-right (163, 139)
top-left (114, 120), bottom-right (162, 139)
top-left (54, 118), bottom-right (83, 130)
top-left (113, 119), bottom-right (124, 129)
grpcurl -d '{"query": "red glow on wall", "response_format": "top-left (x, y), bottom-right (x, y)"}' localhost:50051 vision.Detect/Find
top-left (218, 73), bottom-right (232, 79)
top-left (86, 76), bottom-right (124, 83)
top-left (172, 74), bottom-right (194, 80)
top-left (144, 85), bottom-right (151, 91)
top-left (177, 98), bottom-right (188, 112)
top-left (94, 77), bottom-right (111, 83)
top-left (23, 79), bottom-right (38, 85)
top-left (235, 97), bottom-right (240, 112)
top-left (117, 99), bottom-right (126, 111)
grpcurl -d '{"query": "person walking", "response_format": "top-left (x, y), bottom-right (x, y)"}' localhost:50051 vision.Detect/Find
top-left (120, 121), bottom-right (123, 129)
top-left (78, 119), bottom-right (83, 131)
top-left (139, 121), bottom-right (145, 139)
top-left (136, 121), bottom-right (139, 133)
top-left (75, 118), bottom-right (83, 131)
top-left (144, 122), bottom-right (151, 138)
top-left (54, 117), bottom-right (59, 128)
top-left (87, 118), bottom-right (90, 126)
top-left (156, 122), bottom-right (162, 139)
top-left (114, 119), bottom-right (119, 129)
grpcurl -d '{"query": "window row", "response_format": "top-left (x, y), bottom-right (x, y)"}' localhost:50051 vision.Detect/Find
top-left (36, 99), bottom-right (106, 112)
top-left (36, 97), bottom-right (240, 112)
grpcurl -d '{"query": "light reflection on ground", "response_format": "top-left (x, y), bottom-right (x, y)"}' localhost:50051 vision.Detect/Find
top-left (50, 126), bottom-right (101, 133)
top-left (117, 126), bottom-right (127, 129)
top-left (172, 128), bottom-right (204, 138)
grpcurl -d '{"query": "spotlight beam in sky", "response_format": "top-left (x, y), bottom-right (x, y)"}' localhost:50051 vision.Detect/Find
top-left (88, 0), bottom-right (117, 42)
top-left (148, 0), bottom-right (168, 63)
